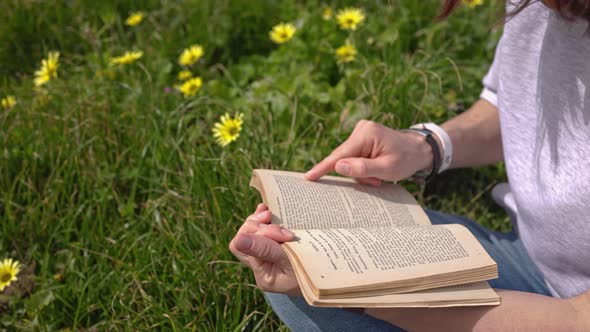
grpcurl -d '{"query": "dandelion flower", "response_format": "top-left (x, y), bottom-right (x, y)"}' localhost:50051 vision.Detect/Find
top-left (178, 70), bottom-right (193, 81)
top-left (0, 258), bottom-right (20, 292)
top-left (212, 113), bottom-right (243, 147)
top-left (322, 7), bottom-right (333, 20)
top-left (269, 23), bottom-right (296, 44)
top-left (110, 51), bottom-right (143, 65)
top-left (178, 77), bottom-right (203, 97)
top-left (335, 43), bottom-right (357, 63)
top-left (463, 0), bottom-right (484, 8)
top-left (125, 11), bottom-right (144, 26)
top-left (179, 45), bottom-right (204, 66)
top-left (336, 8), bottom-right (365, 31)
top-left (1, 95), bottom-right (16, 110)
top-left (34, 51), bottom-right (59, 87)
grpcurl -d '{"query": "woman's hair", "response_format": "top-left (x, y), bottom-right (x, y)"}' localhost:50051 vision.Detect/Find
top-left (438, 0), bottom-right (590, 28)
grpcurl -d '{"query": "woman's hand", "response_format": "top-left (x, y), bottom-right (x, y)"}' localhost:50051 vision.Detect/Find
top-left (229, 204), bottom-right (301, 296)
top-left (304, 120), bottom-right (434, 185)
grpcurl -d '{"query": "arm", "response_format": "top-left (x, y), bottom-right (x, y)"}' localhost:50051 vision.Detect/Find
top-left (442, 98), bottom-right (503, 169)
top-left (304, 98), bottom-right (503, 183)
top-left (366, 289), bottom-right (590, 332)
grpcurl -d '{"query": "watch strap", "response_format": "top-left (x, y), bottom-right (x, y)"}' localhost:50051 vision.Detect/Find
top-left (403, 128), bottom-right (441, 183)
top-left (414, 122), bottom-right (453, 173)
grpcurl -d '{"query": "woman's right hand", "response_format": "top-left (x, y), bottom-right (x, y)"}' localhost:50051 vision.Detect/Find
top-left (304, 120), bottom-right (435, 185)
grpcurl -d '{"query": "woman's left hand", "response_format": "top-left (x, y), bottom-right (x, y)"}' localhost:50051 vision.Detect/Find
top-left (229, 204), bottom-right (302, 296)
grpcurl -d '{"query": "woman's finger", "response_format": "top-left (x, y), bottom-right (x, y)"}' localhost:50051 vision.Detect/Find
top-left (238, 210), bottom-right (274, 235)
top-left (354, 177), bottom-right (383, 187)
top-left (304, 120), bottom-right (376, 181)
top-left (246, 210), bottom-right (272, 224)
top-left (237, 220), bottom-right (265, 235)
top-left (304, 140), bottom-right (361, 181)
top-left (233, 234), bottom-right (288, 265)
top-left (254, 203), bottom-right (268, 215)
top-left (255, 224), bottom-right (294, 242)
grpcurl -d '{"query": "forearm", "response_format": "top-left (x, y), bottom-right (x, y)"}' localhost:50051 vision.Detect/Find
top-left (440, 98), bottom-right (503, 168)
top-left (366, 289), bottom-right (590, 332)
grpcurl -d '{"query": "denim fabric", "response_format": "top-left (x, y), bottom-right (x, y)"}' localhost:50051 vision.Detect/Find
top-left (265, 209), bottom-right (551, 331)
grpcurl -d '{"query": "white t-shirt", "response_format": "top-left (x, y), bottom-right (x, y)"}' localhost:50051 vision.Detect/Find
top-left (481, 2), bottom-right (590, 298)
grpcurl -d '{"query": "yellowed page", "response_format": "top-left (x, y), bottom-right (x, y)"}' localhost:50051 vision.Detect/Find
top-left (315, 282), bottom-right (500, 308)
top-left (283, 224), bottom-right (497, 296)
top-left (250, 169), bottom-right (431, 230)
top-left (284, 248), bottom-right (500, 308)
top-left (309, 281), bottom-right (500, 308)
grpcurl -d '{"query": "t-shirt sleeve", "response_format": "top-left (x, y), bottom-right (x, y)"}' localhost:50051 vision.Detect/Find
top-left (480, 69), bottom-right (498, 107)
top-left (480, 36), bottom-right (503, 107)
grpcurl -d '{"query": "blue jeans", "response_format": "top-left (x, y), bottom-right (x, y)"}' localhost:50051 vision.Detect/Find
top-left (265, 209), bottom-right (551, 331)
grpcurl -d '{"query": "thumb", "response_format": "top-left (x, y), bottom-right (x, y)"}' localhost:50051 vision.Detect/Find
top-left (234, 234), bottom-right (286, 264)
top-left (335, 157), bottom-right (394, 180)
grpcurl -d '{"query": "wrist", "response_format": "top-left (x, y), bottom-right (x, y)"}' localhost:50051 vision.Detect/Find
top-left (402, 126), bottom-right (444, 183)
top-left (285, 287), bottom-right (303, 297)
top-left (401, 130), bottom-right (434, 173)
top-left (412, 122), bottom-right (451, 173)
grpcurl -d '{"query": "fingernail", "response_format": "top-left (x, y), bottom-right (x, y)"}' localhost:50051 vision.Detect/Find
top-left (256, 211), bottom-right (268, 218)
top-left (235, 235), bottom-right (253, 251)
top-left (336, 162), bottom-right (351, 176)
top-left (304, 169), bottom-right (315, 178)
top-left (281, 228), bottom-right (294, 237)
top-left (259, 223), bottom-right (268, 228)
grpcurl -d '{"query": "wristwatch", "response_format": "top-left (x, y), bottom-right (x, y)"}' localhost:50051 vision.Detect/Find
top-left (403, 127), bottom-right (441, 184)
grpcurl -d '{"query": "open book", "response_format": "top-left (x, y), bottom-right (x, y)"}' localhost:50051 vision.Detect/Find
top-left (250, 169), bottom-right (500, 308)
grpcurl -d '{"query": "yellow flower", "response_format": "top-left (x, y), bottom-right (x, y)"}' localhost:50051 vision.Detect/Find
top-left (463, 0), bottom-right (484, 7)
top-left (125, 11), bottom-right (144, 26)
top-left (335, 43), bottom-right (357, 63)
top-left (179, 45), bottom-right (204, 66)
top-left (178, 70), bottom-right (193, 81)
top-left (110, 51), bottom-right (143, 65)
top-left (0, 258), bottom-right (21, 292)
top-left (322, 7), bottom-right (333, 20)
top-left (212, 113), bottom-right (243, 147)
top-left (1, 95), bottom-right (16, 110)
top-left (269, 23), bottom-right (296, 44)
top-left (177, 77), bottom-right (203, 97)
top-left (34, 51), bottom-right (59, 87)
top-left (336, 7), bottom-right (365, 31)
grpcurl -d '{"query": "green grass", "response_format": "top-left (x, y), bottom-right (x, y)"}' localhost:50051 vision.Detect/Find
top-left (0, 0), bottom-right (508, 330)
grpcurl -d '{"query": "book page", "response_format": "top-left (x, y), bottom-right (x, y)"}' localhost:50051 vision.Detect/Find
top-left (303, 279), bottom-right (499, 308)
top-left (284, 245), bottom-right (500, 308)
top-left (283, 224), bottom-right (497, 296)
top-left (312, 282), bottom-right (500, 308)
top-left (250, 169), bottom-right (430, 230)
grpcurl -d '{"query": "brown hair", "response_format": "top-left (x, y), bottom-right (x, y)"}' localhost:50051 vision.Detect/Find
top-left (437, 0), bottom-right (590, 28)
